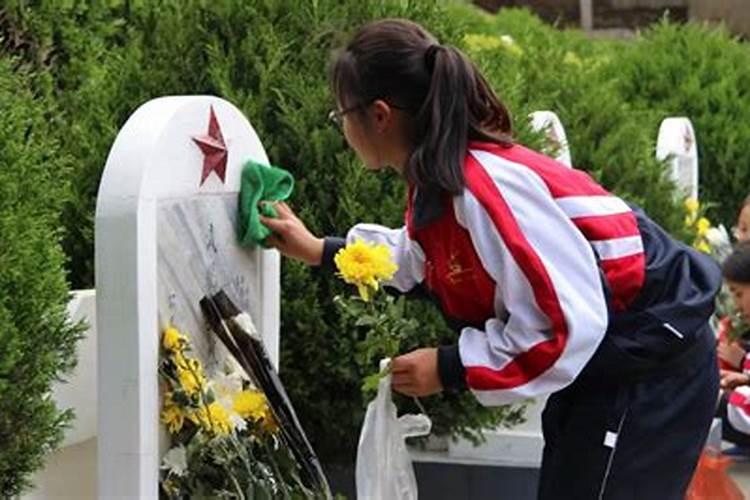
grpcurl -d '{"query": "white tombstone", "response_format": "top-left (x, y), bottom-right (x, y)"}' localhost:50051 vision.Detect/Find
top-left (95, 96), bottom-right (280, 498)
top-left (656, 117), bottom-right (699, 200)
top-left (529, 110), bottom-right (572, 167)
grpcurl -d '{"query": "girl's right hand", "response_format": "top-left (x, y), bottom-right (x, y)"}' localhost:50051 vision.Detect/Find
top-left (259, 202), bottom-right (324, 266)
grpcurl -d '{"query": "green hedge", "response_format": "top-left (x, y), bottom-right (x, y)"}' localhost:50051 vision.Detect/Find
top-left (451, 7), bottom-right (686, 234)
top-left (609, 19), bottom-right (750, 227)
top-left (0, 59), bottom-right (81, 496)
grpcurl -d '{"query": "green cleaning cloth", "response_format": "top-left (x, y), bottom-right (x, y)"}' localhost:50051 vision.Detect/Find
top-left (238, 159), bottom-right (294, 247)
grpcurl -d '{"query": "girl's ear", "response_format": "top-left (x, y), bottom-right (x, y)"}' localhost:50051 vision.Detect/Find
top-left (370, 99), bottom-right (393, 133)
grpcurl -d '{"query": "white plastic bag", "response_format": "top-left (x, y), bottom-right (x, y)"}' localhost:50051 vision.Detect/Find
top-left (355, 359), bottom-right (432, 500)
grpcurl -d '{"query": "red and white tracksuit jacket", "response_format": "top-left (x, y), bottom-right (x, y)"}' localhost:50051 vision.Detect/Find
top-left (728, 386), bottom-right (750, 435)
top-left (323, 141), bottom-right (719, 406)
top-left (727, 351), bottom-right (750, 434)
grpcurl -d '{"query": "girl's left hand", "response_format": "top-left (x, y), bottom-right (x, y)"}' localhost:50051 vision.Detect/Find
top-left (391, 348), bottom-right (443, 397)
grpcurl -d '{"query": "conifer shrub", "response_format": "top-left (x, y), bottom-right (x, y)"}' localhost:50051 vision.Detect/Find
top-left (610, 19), bottom-right (750, 227)
top-left (0, 58), bottom-right (81, 496)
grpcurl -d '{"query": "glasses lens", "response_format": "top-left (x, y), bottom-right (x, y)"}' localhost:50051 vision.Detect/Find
top-left (327, 110), bottom-right (340, 127)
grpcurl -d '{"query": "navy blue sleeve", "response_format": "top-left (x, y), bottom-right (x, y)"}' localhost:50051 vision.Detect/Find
top-left (318, 236), bottom-right (345, 271)
top-left (438, 344), bottom-right (466, 392)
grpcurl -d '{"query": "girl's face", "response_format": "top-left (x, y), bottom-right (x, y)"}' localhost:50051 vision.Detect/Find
top-left (336, 98), bottom-right (411, 173)
top-left (341, 107), bottom-right (386, 172)
top-left (728, 280), bottom-right (750, 320)
top-left (736, 204), bottom-right (750, 242)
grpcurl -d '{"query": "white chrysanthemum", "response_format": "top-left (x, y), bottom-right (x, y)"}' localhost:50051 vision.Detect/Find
top-left (161, 445), bottom-right (188, 477)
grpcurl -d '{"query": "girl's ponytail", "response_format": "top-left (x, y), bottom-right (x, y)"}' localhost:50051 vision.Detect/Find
top-left (407, 46), bottom-right (469, 194)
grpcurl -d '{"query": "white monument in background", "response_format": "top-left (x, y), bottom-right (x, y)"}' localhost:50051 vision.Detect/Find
top-left (95, 96), bottom-right (280, 498)
top-left (529, 110), bottom-right (572, 168)
top-left (656, 117), bottom-right (699, 199)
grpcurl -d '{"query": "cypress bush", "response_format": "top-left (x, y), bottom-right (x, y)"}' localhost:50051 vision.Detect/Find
top-left (0, 58), bottom-right (82, 496)
top-left (610, 19), bottom-right (750, 227)
top-left (452, 7), bottom-right (686, 234)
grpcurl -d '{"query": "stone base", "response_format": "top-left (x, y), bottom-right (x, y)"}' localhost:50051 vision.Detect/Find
top-left (325, 457), bottom-right (540, 500)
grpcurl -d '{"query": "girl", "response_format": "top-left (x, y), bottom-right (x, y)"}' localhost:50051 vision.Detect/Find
top-left (719, 242), bottom-right (750, 451)
top-left (716, 196), bottom-right (750, 373)
top-left (262, 19), bottom-right (721, 499)
top-left (733, 194), bottom-right (750, 243)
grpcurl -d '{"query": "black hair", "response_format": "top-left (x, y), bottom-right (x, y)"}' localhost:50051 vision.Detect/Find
top-left (723, 241), bottom-right (750, 284)
top-left (330, 18), bottom-right (512, 195)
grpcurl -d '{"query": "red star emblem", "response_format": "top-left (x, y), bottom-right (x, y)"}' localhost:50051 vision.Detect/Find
top-left (192, 106), bottom-right (228, 185)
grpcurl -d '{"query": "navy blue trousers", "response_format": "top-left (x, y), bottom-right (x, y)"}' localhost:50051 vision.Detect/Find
top-left (537, 344), bottom-right (719, 499)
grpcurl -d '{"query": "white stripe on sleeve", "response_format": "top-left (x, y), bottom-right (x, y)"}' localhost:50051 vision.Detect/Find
top-left (728, 386), bottom-right (750, 435)
top-left (556, 195), bottom-right (631, 218)
top-left (590, 236), bottom-right (644, 260)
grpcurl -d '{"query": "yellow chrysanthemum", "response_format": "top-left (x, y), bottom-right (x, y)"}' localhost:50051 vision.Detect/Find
top-left (172, 351), bottom-right (188, 370)
top-left (233, 390), bottom-right (267, 419)
top-left (334, 239), bottom-right (398, 301)
top-left (162, 327), bottom-right (186, 352)
top-left (187, 358), bottom-right (203, 373)
top-left (697, 217), bottom-right (711, 237)
top-left (191, 401), bottom-right (233, 436)
top-left (684, 197), bottom-right (699, 216)
top-left (232, 390), bottom-right (277, 433)
top-left (177, 359), bottom-right (206, 396)
top-left (695, 240), bottom-right (711, 254)
top-left (161, 395), bottom-right (185, 434)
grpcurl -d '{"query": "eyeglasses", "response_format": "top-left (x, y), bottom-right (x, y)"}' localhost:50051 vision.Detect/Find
top-left (327, 104), bottom-right (364, 128)
top-left (327, 99), bottom-right (409, 129)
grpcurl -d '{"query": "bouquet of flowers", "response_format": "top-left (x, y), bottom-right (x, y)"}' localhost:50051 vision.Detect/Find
top-left (199, 291), bottom-right (329, 495)
top-left (158, 326), bottom-right (321, 499)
